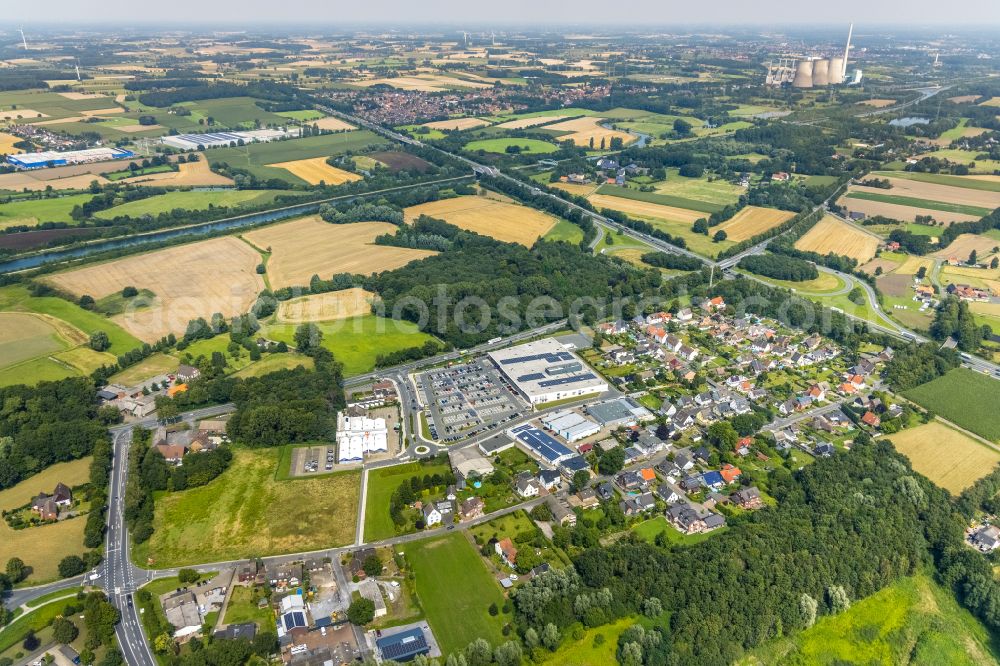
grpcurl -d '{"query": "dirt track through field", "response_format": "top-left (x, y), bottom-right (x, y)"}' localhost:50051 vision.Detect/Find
top-left (243, 216), bottom-right (436, 289)
top-left (794, 215), bottom-right (880, 262)
top-left (404, 195), bottom-right (557, 246)
top-left (45, 237), bottom-right (264, 342)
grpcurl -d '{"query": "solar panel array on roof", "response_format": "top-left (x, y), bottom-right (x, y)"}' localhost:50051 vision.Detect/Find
top-left (516, 372), bottom-right (545, 382)
top-left (281, 611), bottom-right (307, 632)
top-left (509, 424), bottom-right (573, 463)
top-left (538, 373), bottom-right (596, 388)
top-left (377, 628), bottom-right (430, 661)
top-left (499, 351), bottom-right (574, 365)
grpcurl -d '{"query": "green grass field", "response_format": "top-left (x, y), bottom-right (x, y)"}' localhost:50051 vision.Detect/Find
top-left (404, 533), bottom-right (507, 656)
top-left (276, 109), bottom-right (325, 121)
top-left (920, 149), bottom-right (1000, 174)
top-left (596, 183), bottom-right (723, 214)
top-left (543, 218), bottom-right (586, 244)
top-left (232, 353), bottom-right (314, 378)
top-left (136, 448), bottom-right (359, 567)
top-left (904, 368), bottom-right (1000, 442)
top-left (103, 164), bottom-right (175, 181)
top-left (538, 617), bottom-right (637, 666)
top-left (205, 130), bottom-right (384, 168)
top-left (265, 314), bottom-right (437, 376)
top-left (845, 191), bottom-right (992, 217)
top-left (873, 170), bottom-right (1000, 193)
top-left (0, 193), bottom-right (92, 230)
top-left (0, 597), bottom-right (71, 654)
top-left (179, 96), bottom-right (288, 128)
top-left (463, 138), bottom-right (558, 154)
top-left (365, 461), bottom-right (452, 541)
top-left (94, 189), bottom-right (296, 219)
top-left (651, 168), bottom-right (744, 206)
top-left (222, 584), bottom-right (273, 627)
top-left (741, 574), bottom-right (1000, 665)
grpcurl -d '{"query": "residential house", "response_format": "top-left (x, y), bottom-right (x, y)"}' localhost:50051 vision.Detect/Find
top-left (815, 442), bottom-right (835, 457)
top-left (495, 538), bottom-right (517, 567)
top-left (667, 503), bottom-right (707, 534)
top-left (720, 464), bottom-right (741, 485)
top-left (615, 470), bottom-right (647, 492)
top-left (237, 560), bottom-right (261, 584)
top-left (349, 548), bottom-right (376, 579)
top-left (538, 468), bottom-right (562, 491)
top-left (515, 473), bottom-right (541, 498)
top-left (675, 308), bottom-right (693, 323)
top-left (972, 525), bottom-right (1000, 552)
top-left (574, 488), bottom-right (600, 509)
top-left (732, 486), bottom-right (764, 510)
top-left (595, 481), bottom-right (615, 501)
top-left (701, 471), bottom-right (725, 490)
top-left (32, 496), bottom-right (58, 521)
top-left (267, 562), bottom-right (302, 589)
top-left (155, 443), bottom-right (187, 465)
top-left (655, 483), bottom-right (681, 504)
top-left (546, 496), bottom-right (577, 526)
top-left (422, 502), bottom-right (443, 527)
top-left (460, 496), bottom-right (485, 521)
top-left (861, 411), bottom-right (881, 428)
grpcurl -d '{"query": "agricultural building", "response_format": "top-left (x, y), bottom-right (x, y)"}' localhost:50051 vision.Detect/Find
top-left (487, 338), bottom-right (607, 405)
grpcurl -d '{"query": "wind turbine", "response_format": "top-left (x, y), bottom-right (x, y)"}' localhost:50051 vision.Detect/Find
top-left (19, 27), bottom-right (28, 50)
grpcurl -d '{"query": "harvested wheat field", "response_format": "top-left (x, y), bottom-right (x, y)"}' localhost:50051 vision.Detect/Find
top-left (933, 233), bottom-right (1000, 260)
top-left (496, 116), bottom-right (563, 130)
top-left (551, 181), bottom-right (599, 197)
top-left (46, 237), bottom-right (264, 342)
top-left (0, 172), bottom-right (111, 192)
top-left (978, 97), bottom-right (1000, 107)
top-left (277, 288), bottom-right (375, 323)
top-left (587, 193), bottom-right (703, 224)
top-left (890, 421), bottom-right (1000, 494)
top-left (948, 95), bottom-right (981, 104)
top-left (0, 132), bottom-right (23, 154)
top-left (57, 91), bottom-right (107, 100)
top-left (838, 194), bottom-right (982, 225)
top-left (423, 117), bottom-right (490, 131)
top-left (0, 109), bottom-right (47, 121)
top-left (894, 255), bottom-right (934, 276)
top-left (715, 206), bottom-right (795, 242)
top-left (269, 157), bottom-right (362, 186)
top-left (857, 99), bottom-right (896, 108)
top-left (116, 157), bottom-right (233, 187)
top-left (794, 215), bottom-right (880, 262)
top-left (877, 177), bottom-right (1000, 209)
top-left (313, 117), bottom-right (355, 131)
top-left (544, 116), bottom-right (635, 148)
top-left (404, 196), bottom-right (557, 246)
top-left (243, 217), bottom-right (435, 289)
top-left (116, 123), bottom-right (163, 133)
top-left (860, 257), bottom-right (901, 275)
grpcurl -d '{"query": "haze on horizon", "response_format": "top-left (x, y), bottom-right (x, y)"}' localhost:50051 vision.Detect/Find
top-left (9, 0), bottom-right (1000, 27)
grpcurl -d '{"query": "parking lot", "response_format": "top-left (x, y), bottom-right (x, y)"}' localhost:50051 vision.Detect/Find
top-left (288, 444), bottom-right (339, 477)
top-left (417, 359), bottom-right (528, 443)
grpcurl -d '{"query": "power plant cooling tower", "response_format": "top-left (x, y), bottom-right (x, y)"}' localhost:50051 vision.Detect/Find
top-left (829, 57), bottom-right (845, 84)
top-left (812, 59), bottom-right (830, 86)
top-left (792, 60), bottom-right (814, 88)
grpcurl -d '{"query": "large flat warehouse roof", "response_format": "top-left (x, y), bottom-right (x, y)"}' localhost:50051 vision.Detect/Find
top-left (487, 338), bottom-right (606, 402)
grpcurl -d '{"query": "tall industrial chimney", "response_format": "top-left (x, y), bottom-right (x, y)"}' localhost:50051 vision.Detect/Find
top-left (842, 23), bottom-right (853, 82)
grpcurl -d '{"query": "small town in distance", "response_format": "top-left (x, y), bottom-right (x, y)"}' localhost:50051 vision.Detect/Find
top-left (2, 7), bottom-right (1000, 666)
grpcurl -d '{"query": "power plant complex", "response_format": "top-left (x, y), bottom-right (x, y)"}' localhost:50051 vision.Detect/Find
top-left (766, 24), bottom-right (860, 87)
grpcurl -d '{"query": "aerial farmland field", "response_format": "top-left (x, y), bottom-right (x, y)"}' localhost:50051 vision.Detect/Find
top-left (889, 421), bottom-right (1000, 494)
top-left (267, 157), bottom-right (363, 185)
top-left (904, 368), bottom-right (1000, 442)
top-left (45, 236), bottom-right (265, 342)
top-left (542, 116), bottom-right (635, 148)
top-left (242, 217), bottom-right (436, 289)
top-left (715, 206), bottom-right (795, 242)
top-left (404, 195), bottom-right (558, 245)
top-left (276, 288), bottom-right (376, 323)
top-left (794, 215), bottom-right (880, 262)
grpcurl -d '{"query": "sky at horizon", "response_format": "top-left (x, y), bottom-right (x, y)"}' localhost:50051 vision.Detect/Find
top-left (7, 0), bottom-right (1000, 26)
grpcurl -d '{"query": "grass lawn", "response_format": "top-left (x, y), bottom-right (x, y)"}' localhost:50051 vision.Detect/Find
top-left (109, 352), bottom-right (179, 385)
top-left (844, 191), bottom-right (992, 217)
top-left (0, 193), bottom-right (92, 230)
top-left (181, 97), bottom-right (288, 128)
top-left (463, 138), bottom-right (558, 154)
top-left (918, 149), bottom-right (1000, 174)
top-left (24, 586), bottom-right (84, 609)
top-left (747, 270), bottom-right (847, 294)
top-left (650, 168), bottom-right (744, 206)
top-left (364, 461), bottom-right (452, 541)
top-left (0, 597), bottom-right (71, 653)
top-left (232, 353), bottom-right (314, 378)
top-left (740, 574), bottom-right (1000, 665)
top-left (205, 130), bottom-right (384, 168)
top-left (222, 584), bottom-right (273, 627)
top-left (94, 190), bottom-right (296, 219)
top-left (631, 516), bottom-right (721, 546)
top-left (904, 368), bottom-right (1000, 442)
top-left (0, 285), bottom-right (142, 353)
top-left (543, 218), bottom-right (586, 244)
top-left (403, 533), bottom-right (506, 656)
top-left (136, 448), bottom-right (359, 567)
top-left (104, 164), bottom-right (175, 181)
top-left (265, 314), bottom-right (438, 377)
top-left (538, 617), bottom-right (637, 666)
top-left (276, 109), bottom-right (325, 121)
